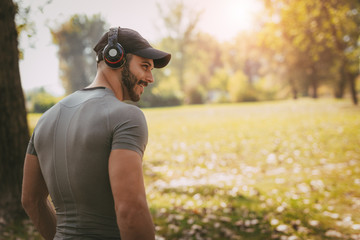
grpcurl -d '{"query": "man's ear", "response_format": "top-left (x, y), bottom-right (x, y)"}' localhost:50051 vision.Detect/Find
top-left (125, 54), bottom-right (133, 65)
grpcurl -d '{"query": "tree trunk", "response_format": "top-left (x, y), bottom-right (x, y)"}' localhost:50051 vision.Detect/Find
top-left (310, 75), bottom-right (318, 99)
top-left (340, 59), bottom-right (358, 105)
top-left (348, 73), bottom-right (358, 105)
top-left (335, 78), bottom-right (346, 99)
top-left (244, 59), bottom-right (253, 86)
top-left (311, 78), bottom-right (318, 98)
top-left (0, 0), bottom-right (30, 231)
top-left (178, 41), bottom-right (186, 92)
top-left (309, 65), bottom-right (318, 98)
top-left (300, 75), bottom-right (310, 97)
top-left (288, 77), bottom-right (297, 99)
top-left (335, 61), bottom-right (347, 98)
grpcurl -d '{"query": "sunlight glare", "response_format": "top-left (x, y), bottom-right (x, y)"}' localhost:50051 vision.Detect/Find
top-left (225, 0), bottom-right (262, 30)
top-left (227, 0), bottom-right (255, 26)
top-left (199, 0), bottom-right (263, 41)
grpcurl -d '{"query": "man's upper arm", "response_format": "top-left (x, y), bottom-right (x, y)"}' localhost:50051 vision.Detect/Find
top-left (22, 154), bottom-right (48, 204)
top-left (108, 149), bottom-right (147, 208)
top-left (111, 106), bottom-right (148, 158)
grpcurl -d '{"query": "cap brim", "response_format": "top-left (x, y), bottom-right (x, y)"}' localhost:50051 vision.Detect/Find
top-left (132, 47), bottom-right (171, 68)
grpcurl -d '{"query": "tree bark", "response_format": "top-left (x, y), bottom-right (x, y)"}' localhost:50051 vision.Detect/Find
top-left (310, 66), bottom-right (318, 99)
top-left (335, 79), bottom-right (346, 99)
top-left (288, 77), bottom-right (298, 99)
top-left (339, 59), bottom-right (358, 105)
top-left (311, 78), bottom-right (318, 98)
top-left (0, 0), bottom-right (30, 231)
top-left (348, 72), bottom-right (358, 105)
top-left (335, 60), bottom-right (347, 99)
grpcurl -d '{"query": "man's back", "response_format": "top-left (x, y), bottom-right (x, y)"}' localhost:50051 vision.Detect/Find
top-left (28, 87), bottom-right (148, 239)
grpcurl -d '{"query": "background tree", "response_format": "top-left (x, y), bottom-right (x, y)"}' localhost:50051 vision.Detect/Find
top-left (222, 31), bottom-right (265, 102)
top-left (51, 14), bottom-right (107, 95)
top-left (185, 32), bottom-right (223, 104)
top-left (137, 0), bottom-right (203, 107)
top-left (138, 67), bottom-right (183, 107)
top-left (156, 0), bottom-right (202, 93)
top-left (0, 0), bottom-right (30, 230)
top-left (260, 0), bottom-right (359, 104)
top-left (137, 38), bottom-right (184, 108)
top-left (321, 0), bottom-right (360, 105)
top-left (224, 31), bottom-right (262, 85)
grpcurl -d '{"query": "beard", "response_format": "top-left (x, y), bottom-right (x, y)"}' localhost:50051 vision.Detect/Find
top-left (121, 63), bottom-right (140, 102)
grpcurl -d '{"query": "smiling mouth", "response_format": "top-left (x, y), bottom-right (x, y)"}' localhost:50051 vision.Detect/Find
top-left (138, 80), bottom-right (148, 88)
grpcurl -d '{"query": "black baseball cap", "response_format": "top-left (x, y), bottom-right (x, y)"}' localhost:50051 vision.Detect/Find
top-left (94, 27), bottom-right (171, 68)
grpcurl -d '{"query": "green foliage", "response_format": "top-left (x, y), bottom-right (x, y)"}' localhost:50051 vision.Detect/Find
top-left (32, 92), bottom-right (57, 113)
top-left (253, 77), bottom-right (281, 101)
top-left (26, 87), bottom-right (59, 113)
top-left (209, 68), bottom-right (229, 92)
top-left (138, 71), bottom-right (183, 108)
top-left (227, 70), bottom-right (258, 102)
top-left (156, 0), bottom-right (202, 94)
top-left (14, 0), bottom-right (32, 60)
top-left (18, 0), bottom-right (360, 111)
top-left (259, 0), bottom-right (360, 102)
top-left (186, 32), bottom-right (224, 90)
top-left (41, 0), bottom-right (360, 107)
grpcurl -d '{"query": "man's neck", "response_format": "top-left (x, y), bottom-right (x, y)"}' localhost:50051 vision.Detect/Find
top-left (88, 66), bottom-right (126, 101)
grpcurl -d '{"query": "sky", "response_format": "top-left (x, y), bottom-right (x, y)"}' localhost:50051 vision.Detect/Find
top-left (18, 0), bottom-right (263, 96)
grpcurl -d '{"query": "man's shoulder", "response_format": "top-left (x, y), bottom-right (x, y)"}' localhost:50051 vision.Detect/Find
top-left (107, 101), bottom-right (145, 119)
top-left (59, 89), bottom-right (109, 107)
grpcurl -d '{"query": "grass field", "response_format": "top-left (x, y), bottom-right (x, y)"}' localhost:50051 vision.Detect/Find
top-left (17, 99), bottom-right (360, 239)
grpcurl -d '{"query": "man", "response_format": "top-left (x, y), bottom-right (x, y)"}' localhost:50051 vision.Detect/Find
top-left (21, 27), bottom-right (171, 240)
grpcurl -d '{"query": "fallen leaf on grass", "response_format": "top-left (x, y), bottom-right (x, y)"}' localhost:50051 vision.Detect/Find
top-left (325, 229), bottom-right (343, 238)
top-left (308, 220), bottom-right (319, 227)
top-left (352, 224), bottom-right (360, 230)
top-left (219, 216), bottom-right (232, 223)
top-left (276, 224), bottom-right (289, 233)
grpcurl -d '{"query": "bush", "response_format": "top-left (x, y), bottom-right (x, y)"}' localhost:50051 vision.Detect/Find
top-left (185, 86), bottom-right (206, 104)
top-left (138, 75), bottom-right (184, 108)
top-left (32, 92), bottom-right (58, 113)
top-left (228, 70), bottom-right (259, 102)
top-left (26, 88), bottom-right (59, 113)
top-left (138, 94), bottom-right (183, 108)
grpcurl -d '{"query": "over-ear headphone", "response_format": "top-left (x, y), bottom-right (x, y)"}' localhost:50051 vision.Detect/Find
top-left (103, 27), bottom-right (126, 69)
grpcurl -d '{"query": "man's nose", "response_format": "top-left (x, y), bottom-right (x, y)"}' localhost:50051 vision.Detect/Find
top-left (145, 71), bottom-right (154, 83)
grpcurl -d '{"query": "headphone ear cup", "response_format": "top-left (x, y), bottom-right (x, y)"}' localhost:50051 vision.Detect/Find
top-left (103, 43), bottom-right (125, 68)
top-left (103, 27), bottom-right (126, 69)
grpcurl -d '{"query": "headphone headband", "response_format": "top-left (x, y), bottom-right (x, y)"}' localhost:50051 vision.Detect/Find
top-left (108, 28), bottom-right (118, 46)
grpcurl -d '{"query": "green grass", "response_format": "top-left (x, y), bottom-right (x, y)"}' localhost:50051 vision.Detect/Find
top-left (18, 98), bottom-right (360, 239)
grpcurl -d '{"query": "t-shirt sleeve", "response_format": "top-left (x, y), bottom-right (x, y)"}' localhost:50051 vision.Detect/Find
top-left (111, 106), bottom-right (148, 158)
top-left (26, 131), bottom-right (38, 156)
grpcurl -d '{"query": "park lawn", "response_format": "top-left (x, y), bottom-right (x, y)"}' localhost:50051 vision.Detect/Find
top-left (17, 98), bottom-right (360, 239)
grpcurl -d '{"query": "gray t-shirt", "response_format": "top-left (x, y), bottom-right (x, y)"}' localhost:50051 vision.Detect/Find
top-left (27, 87), bottom-right (148, 239)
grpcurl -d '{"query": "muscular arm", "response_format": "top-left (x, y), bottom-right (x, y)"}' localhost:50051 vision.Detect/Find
top-left (21, 154), bottom-right (56, 240)
top-left (109, 149), bottom-right (155, 240)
